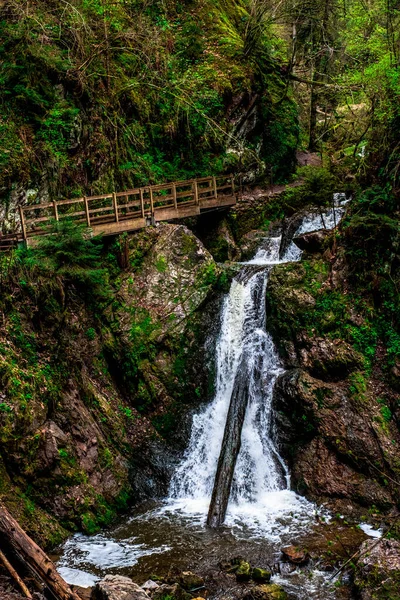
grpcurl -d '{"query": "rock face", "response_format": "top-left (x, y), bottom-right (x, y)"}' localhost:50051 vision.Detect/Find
top-left (267, 257), bottom-right (400, 512)
top-left (93, 576), bottom-right (151, 600)
top-left (355, 539), bottom-right (400, 600)
top-left (0, 223), bottom-right (221, 546)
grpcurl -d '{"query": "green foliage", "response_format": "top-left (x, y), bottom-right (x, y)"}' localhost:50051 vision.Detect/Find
top-left (0, 0), bottom-right (299, 198)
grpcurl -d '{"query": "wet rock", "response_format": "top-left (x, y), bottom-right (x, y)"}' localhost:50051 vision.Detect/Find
top-left (236, 561), bottom-right (252, 582)
top-left (36, 421), bottom-right (68, 473)
top-left (141, 581), bottom-right (160, 591)
top-left (281, 545), bottom-right (309, 565)
top-left (299, 337), bottom-right (363, 381)
top-left (178, 572), bottom-right (204, 591)
top-left (244, 584), bottom-right (288, 600)
top-left (92, 575), bottom-right (150, 600)
top-left (153, 584), bottom-right (191, 600)
top-left (125, 224), bottom-right (218, 334)
top-left (273, 369), bottom-right (396, 508)
top-left (293, 230), bottom-right (330, 254)
top-left (355, 539), bottom-right (400, 600)
top-left (252, 568), bottom-right (271, 583)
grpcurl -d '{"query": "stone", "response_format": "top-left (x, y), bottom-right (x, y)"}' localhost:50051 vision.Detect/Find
top-left (141, 581), bottom-right (160, 591)
top-left (355, 539), bottom-right (400, 600)
top-left (236, 561), bottom-right (252, 582)
top-left (178, 572), bottom-right (204, 591)
top-left (293, 230), bottom-right (330, 254)
top-left (252, 568), bottom-right (271, 583)
top-left (244, 584), bottom-right (288, 600)
top-left (281, 545), bottom-right (309, 565)
top-left (92, 575), bottom-right (151, 600)
top-left (152, 583), bottom-right (191, 600)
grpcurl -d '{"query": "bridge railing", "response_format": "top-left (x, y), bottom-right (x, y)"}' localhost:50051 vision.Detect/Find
top-left (19, 175), bottom-right (235, 240)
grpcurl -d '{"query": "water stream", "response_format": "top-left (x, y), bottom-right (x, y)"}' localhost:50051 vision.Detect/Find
top-left (57, 200), bottom-right (367, 598)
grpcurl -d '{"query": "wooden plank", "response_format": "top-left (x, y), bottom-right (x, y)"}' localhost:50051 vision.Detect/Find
top-left (21, 202), bottom-right (53, 211)
top-left (193, 180), bottom-right (199, 205)
top-left (115, 188), bottom-right (140, 197)
top-left (199, 196), bottom-right (236, 210)
top-left (119, 210), bottom-right (142, 221)
top-left (149, 188), bottom-right (154, 214)
top-left (88, 205), bottom-right (114, 215)
top-left (212, 176), bottom-right (217, 198)
top-left (19, 206), bottom-right (26, 240)
top-left (91, 217), bottom-right (147, 236)
top-left (53, 201), bottom-right (59, 222)
top-left (56, 197), bottom-right (85, 206)
top-left (172, 183), bottom-right (178, 209)
top-left (25, 215), bottom-right (53, 225)
top-left (139, 189), bottom-right (145, 217)
top-left (112, 192), bottom-right (119, 223)
top-left (84, 197), bottom-right (90, 226)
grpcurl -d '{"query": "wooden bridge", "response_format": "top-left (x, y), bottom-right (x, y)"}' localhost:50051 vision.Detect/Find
top-left (0, 175), bottom-right (236, 249)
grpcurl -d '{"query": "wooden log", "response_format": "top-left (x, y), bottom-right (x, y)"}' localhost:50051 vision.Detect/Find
top-left (0, 549), bottom-right (32, 598)
top-left (0, 504), bottom-right (81, 600)
top-left (207, 361), bottom-right (249, 528)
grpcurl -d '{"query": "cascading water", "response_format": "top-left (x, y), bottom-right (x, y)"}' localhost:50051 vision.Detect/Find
top-left (169, 236), bottom-right (288, 519)
top-left (168, 204), bottom-right (347, 531)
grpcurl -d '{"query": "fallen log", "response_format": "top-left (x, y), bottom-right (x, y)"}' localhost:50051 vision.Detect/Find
top-left (0, 548), bottom-right (32, 598)
top-left (207, 360), bottom-right (249, 528)
top-left (0, 503), bottom-right (81, 600)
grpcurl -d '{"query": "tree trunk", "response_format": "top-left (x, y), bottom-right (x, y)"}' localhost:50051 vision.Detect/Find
top-left (207, 362), bottom-right (249, 528)
top-left (0, 504), bottom-right (81, 600)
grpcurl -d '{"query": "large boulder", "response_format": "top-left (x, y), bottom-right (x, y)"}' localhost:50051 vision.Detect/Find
top-left (355, 539), bottom-right (400, 600)
top-left (293, 230), bottom-right (330, 254)
top-left (93, 576), bottom-right (151, 600)
top-left (273, 369), bottom-right (397, 508)
top-left (124, 224), bottom-right (219, 334)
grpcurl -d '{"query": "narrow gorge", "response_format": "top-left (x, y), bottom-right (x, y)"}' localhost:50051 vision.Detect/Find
top-left (1, 1), bottom-right (400, 599)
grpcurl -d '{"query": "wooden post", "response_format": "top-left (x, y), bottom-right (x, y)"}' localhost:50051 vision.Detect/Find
top-left (193, 180), bottom-right (199, 205)
top-left (149, 187), bottom-right (154, 215)
top-left (212, 176), bottom-right (217, 199)
top-left (140, 189), bottom-right (145, 218)
top-left (53, 201), bottom-right (59, 222)
top-left (172, 183), bottom-right (178, 210)
top-left (112, 192), bottom-right (119, 223)
top-left (19, 206), bottom-right (27, 241)
top-left (230, 173), bottom-right (235, 197)
top-left (84, 196), bottom-right (90, 227)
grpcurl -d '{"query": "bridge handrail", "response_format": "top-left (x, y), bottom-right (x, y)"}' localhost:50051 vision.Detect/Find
top-left (18, 175), bottom-right (235, 240)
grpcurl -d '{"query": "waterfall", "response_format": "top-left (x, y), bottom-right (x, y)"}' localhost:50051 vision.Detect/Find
top-left (168, 204), bottom-right (347, 529)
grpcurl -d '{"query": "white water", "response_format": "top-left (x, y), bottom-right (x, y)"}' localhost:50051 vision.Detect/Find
top-left (166, 206), bottom-right (347, 536)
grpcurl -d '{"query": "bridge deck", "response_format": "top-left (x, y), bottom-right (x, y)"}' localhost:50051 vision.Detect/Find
top-left (0, 176), bottom-right (235, 249)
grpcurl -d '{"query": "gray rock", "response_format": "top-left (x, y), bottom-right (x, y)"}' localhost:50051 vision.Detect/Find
top-left (92, 575), bottom-right (151, 600)
top-left (355, 539), bottom-right (400, 600)
top-left (141, 581), bottom-right (160, 591)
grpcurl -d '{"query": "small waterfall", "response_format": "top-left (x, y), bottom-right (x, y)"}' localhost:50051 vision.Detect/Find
top-left (168, 203), bottom-right (346, 528)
